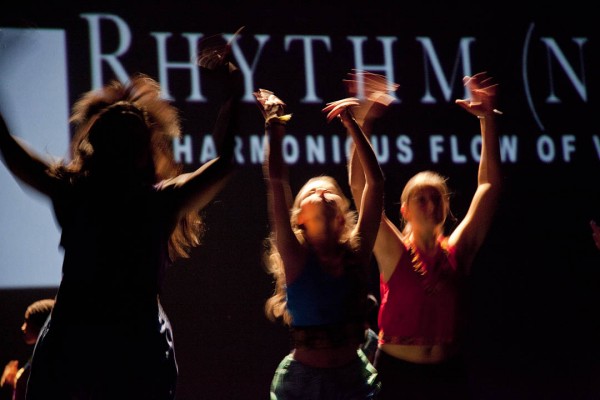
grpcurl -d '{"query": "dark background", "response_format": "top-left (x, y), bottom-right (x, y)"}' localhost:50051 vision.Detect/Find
top-left (1, 2), bottom-right (599, 399)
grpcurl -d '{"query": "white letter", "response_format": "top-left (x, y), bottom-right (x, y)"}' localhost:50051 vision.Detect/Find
top-left (233, 137), bottom-right (244, 165)
top-left (593, 135), bottom-right (600, 159)
top-left (331, 135), bottom-right (342, 164)
top-left (284, 35), bottom-right (331, 103)
top-left (416, 37), bottom-right (474, 103)
top-left (430, 135), bottom-right (444, 163)
top-left (173, 135), bottom-right (193, 164)
top-left (151, 32), bottom-right (204, 101)
top-left (344, 136), bottom-right (354, 159)
top-left (251, 134), bottom-right (265, 164)
top-left (561, 135), bottom-right (576, 162)
top-left (347, 36), bottom-right (399, 101)
top-left (81, 13), bottom-right (131, 88)
top-left (306, 135), bottom-right (326, 164)
top-left (470, 135), bottom-right (482, 162)
top-left (450, 135), bottom-right (467, 163)
top-left (537, 135), bottom-right (555, 163)
top-left (540, 37), bottom-right (588, 102)
top-left (199, 135), bottom-right (217, 163)
top-left (500, 135), bottom-right (519, 163)
top-left (371, 135), bottom-right (390, 163)
top-left (282, 135), bottom-right (300, 164)
top-left (226, 33), bottom-right (270, 102)
top-left (396, 135), bottom-right (413, 164)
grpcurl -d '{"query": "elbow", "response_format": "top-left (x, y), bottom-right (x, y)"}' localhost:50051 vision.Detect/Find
top-left (349, 179), bottom-right (364, 193)
top-left (479, 169), bottom-right (503, 191)
top-left (491, 172), bottom-right (503, 194)
top-left (364, 180), bottom-right (385, 201)
top-left (355, 173), bottom-right (384, 199)
top-left (479, 182), bottom-right (502, 204)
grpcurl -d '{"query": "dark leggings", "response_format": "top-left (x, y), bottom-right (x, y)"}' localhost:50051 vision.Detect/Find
top-left (373, 348), bottom-right (471, 400)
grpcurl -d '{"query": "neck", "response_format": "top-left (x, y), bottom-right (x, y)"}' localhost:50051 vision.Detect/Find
top-left (309, 239), bottom-right (340, 256)
top-left (410, 232), bottom-right (440, 254)
top-left (410, 232), bottom-right (439, 249)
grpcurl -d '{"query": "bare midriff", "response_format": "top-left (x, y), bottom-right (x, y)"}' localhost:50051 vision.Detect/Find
top-left (379, 342), bottom-right (459, 364)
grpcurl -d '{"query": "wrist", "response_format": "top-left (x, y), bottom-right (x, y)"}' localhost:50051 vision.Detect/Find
top-left (477, 109), bottom-right (503, 119)
top-left (266, 114), bottom-right (292, 128)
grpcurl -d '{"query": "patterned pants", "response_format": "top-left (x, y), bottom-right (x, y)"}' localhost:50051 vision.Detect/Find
top-left (270, 349), bottom-right (380, 400)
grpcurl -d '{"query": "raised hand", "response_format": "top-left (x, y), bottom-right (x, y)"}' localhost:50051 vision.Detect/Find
top-left (322, 97), bottom-right (360, 123)
top-left (253, 89), bottom-right (285, 119)
top-left (197, 27), bottom-right (245, 101)
top-left (455, 72), bottom-right (501, 118)
top-left (343, 70), bottom-right (398, 100)
top-left (197, 26), bottom-right (244, 72)
top-left (341, 70), bottom-right (398, 127)
top-left (253, 89), bottom-right (291, 126)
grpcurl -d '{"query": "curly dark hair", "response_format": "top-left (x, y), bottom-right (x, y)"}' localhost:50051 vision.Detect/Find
top-left (50, 74), bottom-right (201, 260)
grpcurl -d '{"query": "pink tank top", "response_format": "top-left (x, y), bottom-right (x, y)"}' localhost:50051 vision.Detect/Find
top-left (378, 238), bottom-right (463, 346)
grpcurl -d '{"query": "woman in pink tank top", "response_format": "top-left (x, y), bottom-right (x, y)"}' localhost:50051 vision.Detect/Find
top-left (348, 71), bottom-right (503, 399)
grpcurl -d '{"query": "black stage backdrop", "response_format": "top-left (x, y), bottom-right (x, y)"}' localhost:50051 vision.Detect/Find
top-left (1, 3), bottom-right (599, 399)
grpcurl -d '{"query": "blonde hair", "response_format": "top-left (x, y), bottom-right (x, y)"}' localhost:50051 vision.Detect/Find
top-left (400, 170), bottom-right (452, 238)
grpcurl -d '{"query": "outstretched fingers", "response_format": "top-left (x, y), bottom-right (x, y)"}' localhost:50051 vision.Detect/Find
top-left (322, 97), bottom-right (360, 122)
top-left (457, 72), bottom-right (500, 116)
top-left (343, 71), bottom-right (399, 98)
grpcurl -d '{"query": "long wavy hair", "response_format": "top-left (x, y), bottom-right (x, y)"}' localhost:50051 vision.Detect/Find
top-left (264, 176), bottom-right (359, 326)
top-left (51, 74), bottom-right (201, 260)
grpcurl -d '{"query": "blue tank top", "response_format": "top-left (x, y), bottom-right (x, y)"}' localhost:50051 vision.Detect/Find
top-left (286, 252), bottom-right (360, 327)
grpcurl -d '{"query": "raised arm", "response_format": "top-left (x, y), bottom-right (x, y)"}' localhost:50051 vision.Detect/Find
top-left (341, 72), bottom-right (404, 281)
top-left (0, 111), bottom-right (56, 196)
top-left (450, 72), bottom-right (503, 272)
top-left (349, 140), bottom-right (404, 282)
top-left (254, 89), bottom-right (304, 283)
top-left (323, 98), bottom-right (384, 264)
top-left (161, 44), bottom-right (242, 219)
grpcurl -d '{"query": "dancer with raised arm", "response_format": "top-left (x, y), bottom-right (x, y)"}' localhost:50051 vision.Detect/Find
top-left (256, 85), bottom-right (384, 399)
top-left (348, 71), bottom-right (503, 399)
top-left (0, 37), bottom-right (242, 399)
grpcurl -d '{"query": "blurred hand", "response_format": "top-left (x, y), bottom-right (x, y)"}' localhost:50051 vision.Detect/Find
top-left (342, 70), bottom-right (398, 126)
top-left (455, 72), bottom-right (499, 118)
top-left (0, 360), bottom-right (18, 389)
top-left (322, 97), bottom-right (360, 124)
top-left (197, 26), bottom-right (244, 71)
top-left (343, 70), bottom-right (398, 99)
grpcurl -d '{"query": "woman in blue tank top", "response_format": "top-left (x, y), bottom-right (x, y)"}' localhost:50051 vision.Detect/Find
top-left (254, 76), bottom-right (392, 399)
